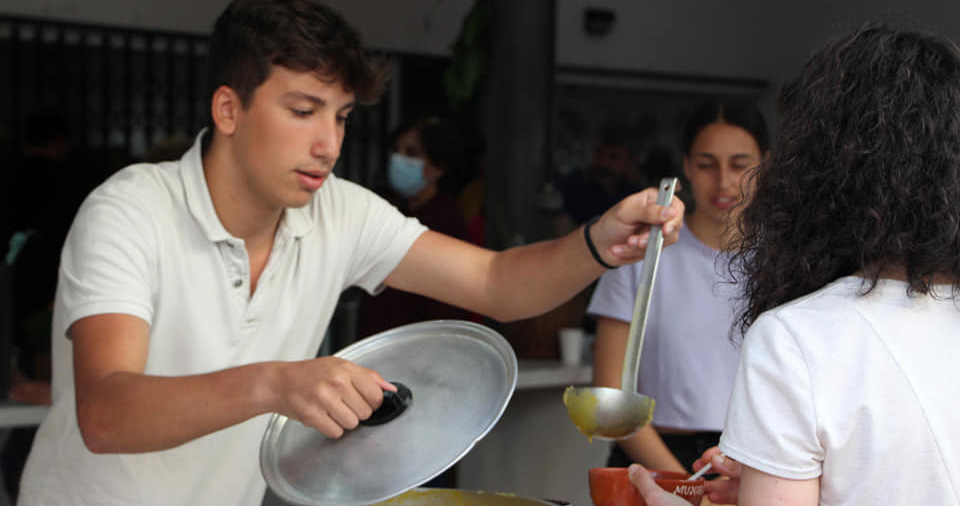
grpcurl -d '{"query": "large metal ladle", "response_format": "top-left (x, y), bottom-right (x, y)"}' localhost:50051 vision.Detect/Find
top-left (564, 177), bottom-right (678, 440)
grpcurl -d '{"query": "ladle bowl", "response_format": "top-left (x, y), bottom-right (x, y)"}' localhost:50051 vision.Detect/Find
top-left (564, 178), bottom-right (677, 441)
top-left (563, 386), bottom-right (654, 440)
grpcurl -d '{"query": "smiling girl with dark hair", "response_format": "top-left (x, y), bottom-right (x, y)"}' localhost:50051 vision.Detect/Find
top-left (588, 98), bottom-right (768, 474)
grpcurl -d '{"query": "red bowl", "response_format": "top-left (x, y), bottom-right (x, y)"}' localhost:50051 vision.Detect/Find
top-left (589, 467), bottom-right (705, 506)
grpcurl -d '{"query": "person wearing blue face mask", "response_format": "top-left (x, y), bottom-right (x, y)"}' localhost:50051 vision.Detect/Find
top-left (386, 117), bottom-right (469, 213)
top-left (360, 116), bottom-right (471, 337)
top-left (387, 152), bottom-right (429, 197)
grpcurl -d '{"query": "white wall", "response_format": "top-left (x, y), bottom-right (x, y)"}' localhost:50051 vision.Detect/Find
top-left (755, 1), bottom-right (960, 117)
top-left (0, 0), bottom-right (474, 55)
top-left (554, 0), bottom-right (960, 119)
top-left (556, 0), bottom-right (768, 79)
top-left (0, 0), bottom-right (228, 34)
top-left (323, 0), bottom-right (473, 55)
top-left (6, 0), bottom-right (960, 80)
top-left (556, 0), bottom-right (960, 78)
top-left (755, 1), bottom-right (960, 82)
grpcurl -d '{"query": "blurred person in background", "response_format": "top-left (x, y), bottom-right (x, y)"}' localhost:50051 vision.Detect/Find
top-left (555, 119), bottom-right (648, 235)
top-left (358, 117), bottom-right (473, 339)
top-left (1, 110), bottom-right (101, 500)
top-left (588, 99), bottom-right (768, 475)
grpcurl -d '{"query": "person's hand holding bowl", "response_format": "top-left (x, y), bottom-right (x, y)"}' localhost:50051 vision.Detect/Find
top-left (621, 446), bottom-right (744, 506)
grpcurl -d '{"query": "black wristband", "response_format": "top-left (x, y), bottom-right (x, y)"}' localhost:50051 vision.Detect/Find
top-left (584, 216), bottom-right (616, 269)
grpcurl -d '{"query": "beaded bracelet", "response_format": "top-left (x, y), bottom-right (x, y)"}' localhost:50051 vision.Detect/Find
top-left (583, 216), bottom-right (615, 269)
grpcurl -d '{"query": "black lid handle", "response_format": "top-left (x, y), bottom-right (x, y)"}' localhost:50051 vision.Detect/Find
top-left (360, 381), bottom-right (412, 426)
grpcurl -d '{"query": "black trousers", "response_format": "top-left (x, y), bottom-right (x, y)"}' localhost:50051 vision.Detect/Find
top-left (607, 430), bottom-right (721, 473)
top-left (1, 427), bottom-right (37, 500)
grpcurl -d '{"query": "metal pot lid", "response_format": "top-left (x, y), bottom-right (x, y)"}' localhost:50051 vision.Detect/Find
top-left (260, 320), bottom-right (518, 506)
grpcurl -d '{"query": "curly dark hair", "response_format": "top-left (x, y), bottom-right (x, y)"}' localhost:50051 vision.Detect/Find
top-left (206, 0), bottom-right (386, 119)
top-left (731, 22), bottom-right (960, 337)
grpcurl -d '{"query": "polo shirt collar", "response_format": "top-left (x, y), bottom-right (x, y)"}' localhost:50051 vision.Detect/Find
top-left (180, 130), bottom-right (316, 243)
top-left (281, 197), bottom-right (314, 238)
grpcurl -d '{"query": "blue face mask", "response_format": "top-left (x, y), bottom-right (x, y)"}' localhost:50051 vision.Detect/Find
top-left (388, 153), bottom-right (428, 197)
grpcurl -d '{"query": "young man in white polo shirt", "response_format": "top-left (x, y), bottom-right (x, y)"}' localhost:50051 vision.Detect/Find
top-left (17, 1), bottom-right (683, 504)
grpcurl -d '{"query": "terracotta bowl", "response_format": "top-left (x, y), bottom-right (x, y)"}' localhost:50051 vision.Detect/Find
top-left (589, 467), bottom-right (705, 506)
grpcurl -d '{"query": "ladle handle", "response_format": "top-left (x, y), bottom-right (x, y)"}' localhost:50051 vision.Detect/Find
top-left (621, 178), bottom-right (678, 391)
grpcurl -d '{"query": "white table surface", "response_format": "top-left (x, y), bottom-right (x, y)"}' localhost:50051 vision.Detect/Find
top-left (0, 400), bottom-right (48, 429)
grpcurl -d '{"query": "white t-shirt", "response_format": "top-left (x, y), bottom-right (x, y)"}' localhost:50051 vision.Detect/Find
top-left (587, 227), bottom-right (741, 431)
top-left (18, 134), bottom-right (427, 506)
top-left (720, 276), bottom-right (960, 505)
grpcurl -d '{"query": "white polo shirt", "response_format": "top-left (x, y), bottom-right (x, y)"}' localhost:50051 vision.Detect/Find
top-left (19, 133), bottom-right (427, 506)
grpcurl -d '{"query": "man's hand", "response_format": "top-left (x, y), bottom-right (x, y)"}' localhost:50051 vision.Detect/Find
top-left (629, 446), bottom-right (744, 506)
top-left (272, 356), bottom-right (397, 438)
top-left (591, 188), bottom-right (685, 267)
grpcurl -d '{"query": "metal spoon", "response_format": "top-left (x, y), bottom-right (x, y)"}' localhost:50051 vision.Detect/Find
top-left (686, 462), bottom-right (713, 481)
top-left (564, 177), bottom-right (678, 440)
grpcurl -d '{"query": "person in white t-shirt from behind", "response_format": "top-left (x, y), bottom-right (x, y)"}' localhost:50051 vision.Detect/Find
top-left (587, 99), bottom-right (768, 474)
top-left (629, 21), bottom-right (960, 506)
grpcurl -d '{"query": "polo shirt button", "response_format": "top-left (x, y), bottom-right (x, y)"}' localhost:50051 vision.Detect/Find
top-left (233, 279), bottom-right (243, 288)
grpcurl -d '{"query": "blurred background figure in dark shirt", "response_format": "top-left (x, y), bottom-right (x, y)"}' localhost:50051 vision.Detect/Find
top-left (2, 110), bottom-right (100, 387)
top-left (555, 119), bottom-right (648, 234)
top-left (358, 116), bottom-right (473, 338)
top-left (0, 110), bottom-right (103, 500)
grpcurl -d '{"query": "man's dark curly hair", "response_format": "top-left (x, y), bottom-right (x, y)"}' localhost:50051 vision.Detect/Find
top-left (206, 0), bottom-right (386, 124)
top-left (731, 22), bottom-right (960, 337)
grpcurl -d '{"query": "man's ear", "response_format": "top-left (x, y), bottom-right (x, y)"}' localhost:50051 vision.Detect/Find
top-left (210, 85), bottom-right (242, 136)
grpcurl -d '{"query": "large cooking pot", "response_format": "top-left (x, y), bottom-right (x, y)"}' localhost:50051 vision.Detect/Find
top-left (260, 320), bottom-right (522, 506)
top-left (372, 487), bottom-right (569, 505)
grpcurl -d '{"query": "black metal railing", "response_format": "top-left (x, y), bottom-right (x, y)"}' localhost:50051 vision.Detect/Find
top-left (0, 17), bottom-right (208, 156)
top-left (0, 15), bottom-right (390, 185)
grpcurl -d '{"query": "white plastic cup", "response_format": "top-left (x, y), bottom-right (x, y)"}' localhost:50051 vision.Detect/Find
top-left (558, 327), bottom-right (585, 366)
